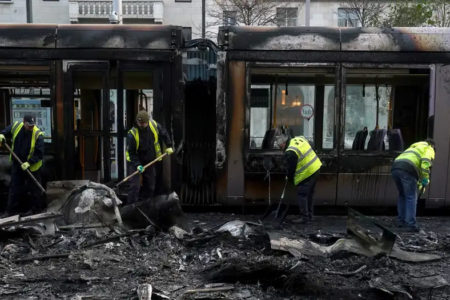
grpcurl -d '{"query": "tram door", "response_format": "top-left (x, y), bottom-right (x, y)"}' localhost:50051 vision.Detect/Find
top-left (65, 63), bottom-right (111, 182)
top-left (119, 65), bottom-right (172, 195)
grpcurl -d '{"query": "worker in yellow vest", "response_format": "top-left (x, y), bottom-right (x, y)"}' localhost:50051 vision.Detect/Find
top-left (391, 139), bottom-right (435, 232)
top-left (125, 111), bottom-right (173, 204)
top-left (0, 115), bottom-right (45, 217)
top-left (276, 134), bottom-right (322, 224)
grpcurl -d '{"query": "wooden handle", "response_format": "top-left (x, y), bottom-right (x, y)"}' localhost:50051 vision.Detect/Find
top-left (3, 142), bottom-right (46, 193)
top-left (116, 152), bottom-right (169, 187)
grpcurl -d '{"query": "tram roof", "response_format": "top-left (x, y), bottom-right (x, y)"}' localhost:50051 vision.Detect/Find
top-left (218, 26), bottom-right (450, 53)
top-left (0, 24), bottom-right (183, 50)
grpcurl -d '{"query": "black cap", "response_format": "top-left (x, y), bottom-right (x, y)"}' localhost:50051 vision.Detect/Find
top-left (23, 114), bottom-right (36, 125)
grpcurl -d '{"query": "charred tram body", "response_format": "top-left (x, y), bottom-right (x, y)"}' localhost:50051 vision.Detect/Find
top-left (0, 25), bottom-right (449, 209)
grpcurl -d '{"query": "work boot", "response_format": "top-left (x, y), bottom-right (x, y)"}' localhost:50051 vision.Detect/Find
top-left (405, 225), bottom-right (421, 233)
top-left (292, 217), bottom-right (310, 225)
top-left (395, 220), bottom-right (406, 228)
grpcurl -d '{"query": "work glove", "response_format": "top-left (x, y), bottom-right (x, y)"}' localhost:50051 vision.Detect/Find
top-left (21, 162), bottom-right (30, 171)
top-left (0, 134), bottom-right (5, 145)
top-left (137, 165), bottom-right (144, 173)
top-left (165, 147), bottom-right (174, 155)
top-left (421, 178), bottom-right (429, 187)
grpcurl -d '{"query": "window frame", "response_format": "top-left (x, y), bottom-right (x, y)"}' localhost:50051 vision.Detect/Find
top-left (247, 63), bottom-right (338, 154)
top-left (223, 10), bottom-right (238, 26)
top-left (341, 64), bottom-right (432, 154)
top-left (338, 7), bottom-right (360, 27)
top-left (276, 7), bottom-right (298, 27)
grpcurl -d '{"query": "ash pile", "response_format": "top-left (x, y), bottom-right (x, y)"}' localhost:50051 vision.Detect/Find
top-left (0, 181), bottom-right (449, 299)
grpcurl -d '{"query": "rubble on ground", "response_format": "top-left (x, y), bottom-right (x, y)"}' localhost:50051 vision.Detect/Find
top-left (0, 181), bottom-right (449, 299)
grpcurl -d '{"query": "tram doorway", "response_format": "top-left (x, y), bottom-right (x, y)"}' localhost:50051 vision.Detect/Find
top-left (65, 62), bottom-right (164, 185)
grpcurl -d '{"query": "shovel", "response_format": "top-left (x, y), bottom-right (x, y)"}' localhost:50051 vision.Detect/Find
top-left (115, 152), bottom-right (169, 188)
top-left (261, 177), bottom-right (289, 225)
top-left (2, 142), bottom-right (45, 194)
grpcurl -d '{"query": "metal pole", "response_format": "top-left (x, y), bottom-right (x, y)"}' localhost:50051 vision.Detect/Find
top-left (305, 0), bottom-right (310, 26)
top-left (26, 0), bottom-right (33, 23)
top-left (112, 0), bottom-right (123, 24)
top-left (202, 0), bottom-right (206, 38)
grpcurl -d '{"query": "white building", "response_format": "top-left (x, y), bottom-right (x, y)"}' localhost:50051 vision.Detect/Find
top-left (0, 0), bottom-right (381, 39)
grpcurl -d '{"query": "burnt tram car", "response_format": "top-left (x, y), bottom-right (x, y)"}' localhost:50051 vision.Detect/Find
top-left (215, 27), bottom-right (450, 209)
top-left (0, 25), bottom-right (450, 210)
top-left (0, 24), bottom-right (184, 202)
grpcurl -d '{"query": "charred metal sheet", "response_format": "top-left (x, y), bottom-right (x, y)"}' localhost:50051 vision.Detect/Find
top-left (0, 24), bottom-right (57, 48)
top-left (336, 173), bottom-right (397, 206)
top-left (219, 26), bottom-right (450, 53)
top-left (219, 26), bottom-right (340, 51)
top-left (225, 50), bottom-right (450, 64)
top-left (57, 25), bottom-right (182, 50)
top-left (223, 61), bottom-right (246, 204)
top-left (336, 155), bottom-right (396, 206)
top-left (0, 49), bottom-right (174, 61)
top-left (341, 27), bottom-right (450, 52)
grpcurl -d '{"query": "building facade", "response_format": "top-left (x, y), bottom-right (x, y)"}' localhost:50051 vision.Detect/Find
top-left (0, 0), bottom-right (368, 39)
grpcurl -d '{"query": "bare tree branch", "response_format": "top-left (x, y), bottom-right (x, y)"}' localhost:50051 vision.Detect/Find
top-left (208, 0), bottom-right (281, 26)
top-left (431, 0), bottom-right (450, 27)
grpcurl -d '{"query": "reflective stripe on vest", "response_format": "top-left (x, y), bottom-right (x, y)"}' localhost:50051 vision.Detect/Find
top-left (126, 120), bottom-right (161, 162)
top-left (286, 136), bottom-right (322, 185)
top-left (11, 121), bottom-right (44, 172)
top-left (394, 142), bottom-right (434, 179)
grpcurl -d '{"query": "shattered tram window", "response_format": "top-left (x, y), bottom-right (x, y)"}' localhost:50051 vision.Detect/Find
top-left (344, 68), bottom-right (430, 151)
top-left (249, 66), bottom-right (336, 150)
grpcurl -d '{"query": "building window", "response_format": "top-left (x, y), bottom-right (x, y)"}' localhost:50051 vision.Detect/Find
top-left (223, 11), bottom-right (237, 26)
top-left (0, 0), bottom-right (13, 3)
top-left (276, 7), bottom-right (297, 27)
top-left (338, 8), bottom-right (360, 27)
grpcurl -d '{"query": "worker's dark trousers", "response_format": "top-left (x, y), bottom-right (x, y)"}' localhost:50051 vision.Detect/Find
top-left (127, 164), bottom-right (156, 204)
top-left (7, 165), bottom-right (44, 215)
top-left (391, 168), bottom-right (418, 227)
top-left (296, 170), bottom-right (320, 220)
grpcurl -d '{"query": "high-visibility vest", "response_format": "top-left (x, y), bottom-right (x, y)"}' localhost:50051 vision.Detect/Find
top-left (11, 121), bottom-right (44, 172)
top-left (394, 141), bottom-right (435, 181)
top-left (286, 136), bottom-right (322, 185)
top-left (126, 120), bottom-right (161, 162)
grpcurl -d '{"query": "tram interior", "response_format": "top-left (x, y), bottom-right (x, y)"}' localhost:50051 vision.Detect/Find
top-left (248, 66), bottom-right (430, 152)
top-left (73, 69), bottom-right (154, 182)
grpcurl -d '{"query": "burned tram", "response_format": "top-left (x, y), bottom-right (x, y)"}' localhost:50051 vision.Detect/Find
top-left (214, 27), bottom-right (450, 209)
top-left (0, 24), bottom-right (184, 202)
top-left (0, 25), bottom-right (449, 210)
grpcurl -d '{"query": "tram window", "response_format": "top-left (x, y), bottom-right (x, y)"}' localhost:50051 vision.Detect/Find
top-left (344, 84), bottom-right (390, 150)
top-left (275, 84), bottom-right (315, 141)
top-left (250, 67), bottom-right (337, 150)
top-left (11, 96), bottom-right (52, 143)
top-left (344, 68), bottom-right (430, 151)
top-left (249, 86), bottom-right (270, 149)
